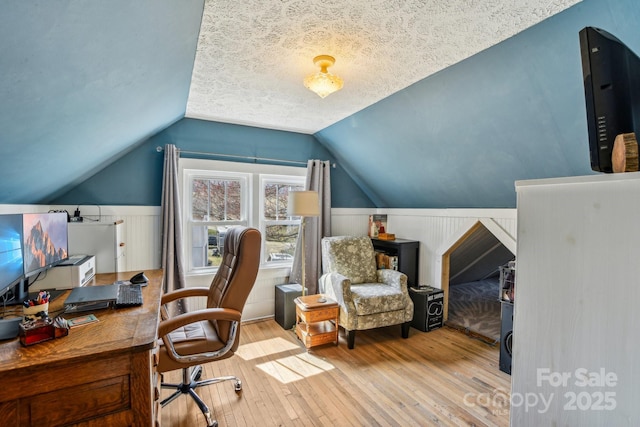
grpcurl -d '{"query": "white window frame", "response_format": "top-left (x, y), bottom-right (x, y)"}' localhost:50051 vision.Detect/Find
top-left (259, 174), bottom-right (306, 267)
top-left (180, 158), bottom-right (306, 275)
top-left (182, 168), bottom-right (251, 274)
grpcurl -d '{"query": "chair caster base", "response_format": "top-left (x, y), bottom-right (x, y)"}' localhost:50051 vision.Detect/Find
top-left (161, 366), bottom-right (246, 427)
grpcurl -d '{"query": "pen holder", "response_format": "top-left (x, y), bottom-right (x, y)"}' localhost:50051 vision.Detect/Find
top-left (23, 302), bottom-right (49, 318)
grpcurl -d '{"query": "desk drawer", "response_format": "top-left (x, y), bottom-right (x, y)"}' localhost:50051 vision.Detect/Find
top-left (299, 307), bottom-right (338, 323)
top-left (0, 401), bottom-right (17, 425)
top-left (24, 375), bottom-right (130, 426)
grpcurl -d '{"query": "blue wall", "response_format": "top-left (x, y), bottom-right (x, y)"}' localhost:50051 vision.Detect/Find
top-left (53, 118), bottom-right (375, 208)
top-left (40, 0), bottom-right (640, 209)
top-left (0, 0), bottom-right (204, 204)
top-left (315, 0), bottom-right (640, 208)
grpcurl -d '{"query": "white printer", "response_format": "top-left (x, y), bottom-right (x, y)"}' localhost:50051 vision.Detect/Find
top-left (29, 255), bottom-right (96, 291)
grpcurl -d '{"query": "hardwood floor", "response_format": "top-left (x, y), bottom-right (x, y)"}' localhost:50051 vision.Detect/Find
top-left (160, 320), bottom-right (511, 427)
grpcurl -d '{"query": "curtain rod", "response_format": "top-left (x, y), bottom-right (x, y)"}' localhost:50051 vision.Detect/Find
top-left (156, 146), bottom-right (335, 168)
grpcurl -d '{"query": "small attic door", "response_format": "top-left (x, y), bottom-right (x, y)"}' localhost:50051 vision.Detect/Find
top-left (439, 218), bottom-right (516, 321)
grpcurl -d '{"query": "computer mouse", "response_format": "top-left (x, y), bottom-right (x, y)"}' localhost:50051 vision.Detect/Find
top-left (130, 272), bottom-right (149, 285)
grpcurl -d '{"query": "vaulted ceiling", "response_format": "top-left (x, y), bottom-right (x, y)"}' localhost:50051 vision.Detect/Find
top-left (0, 0), bottom-right (592, 205)
top-left (187, 0), bottom-right (580, 133)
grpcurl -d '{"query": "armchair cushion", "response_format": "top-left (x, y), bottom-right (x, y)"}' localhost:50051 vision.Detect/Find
top-left (350, 283), bottom-right (407, 315)
top-left (321, 236), bottom-right (377, 284)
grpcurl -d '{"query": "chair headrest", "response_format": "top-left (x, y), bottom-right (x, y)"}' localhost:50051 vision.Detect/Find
top-left (208, 226), bottom-right (261, 311)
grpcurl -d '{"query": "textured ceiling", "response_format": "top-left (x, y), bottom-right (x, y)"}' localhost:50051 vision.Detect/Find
top-left (186, 0), bottom-right (581, 134)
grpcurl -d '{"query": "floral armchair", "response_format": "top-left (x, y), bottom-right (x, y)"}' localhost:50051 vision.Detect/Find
top-left (319, 236), bottom-right (414, 349)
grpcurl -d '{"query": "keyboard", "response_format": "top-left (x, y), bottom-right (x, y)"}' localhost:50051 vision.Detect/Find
top-left (115, 284), bottom-right (143, 307)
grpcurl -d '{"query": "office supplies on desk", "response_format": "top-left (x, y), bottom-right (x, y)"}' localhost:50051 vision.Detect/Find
top-left (64, 282), bottom-right (143, 312)
top-left (67, 314), bottom-right (99, 327)
top-left (54, 317), bottom-right (70, 338)
top-left (22, 291), bottom-right (50, 319)
top-left (19, 318), bottom-right (55, 346)
top-left (130, 272), bottom-right (149, 285)
top-left (115, 283), bottom-right (143, 307)
top-left (64, 284), bottom-right (118, 310)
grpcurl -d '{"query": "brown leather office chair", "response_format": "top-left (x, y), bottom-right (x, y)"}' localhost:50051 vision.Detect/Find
top-left (157, 226), bottom-right (261, 427)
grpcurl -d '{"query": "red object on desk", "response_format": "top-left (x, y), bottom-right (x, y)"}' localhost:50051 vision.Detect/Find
top-left (19, 319), bottom-right (55, 346)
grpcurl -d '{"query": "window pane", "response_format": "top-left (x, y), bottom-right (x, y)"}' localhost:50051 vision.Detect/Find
top-left (191, 225), bottom-right (208, 268)
top-left (192, 178), bottom-right (242, 222)
top-left (191, 225), bottom-right (228, 268)
top-left (264, 184), bottom-right (277, 219)
top-left (263, 183), bottom-right (303, 220)
top-left (191, 179), bottom-right (209, 221)
top-left (225, 180), bottom-right (241, 220)
top-left (265, 224), bottom-right (299, 262)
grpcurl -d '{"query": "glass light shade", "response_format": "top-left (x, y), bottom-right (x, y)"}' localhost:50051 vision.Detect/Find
top-left (304, 55), bottom-right (344, 98)
top-left (287, 191), bottom-right (320, 217)
top-left (304, 72), bottom-right (344, 98)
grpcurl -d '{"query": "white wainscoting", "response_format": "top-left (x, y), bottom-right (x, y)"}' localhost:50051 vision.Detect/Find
top-left (5, 204), bottom-right (516, 321)
top-left (50, 205), bottom-right (164, 273)
top-left (332, 208), bottom-right (517, 290)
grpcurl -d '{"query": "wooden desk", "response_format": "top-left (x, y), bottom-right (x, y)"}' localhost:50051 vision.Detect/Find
top-left (0, 270), bottom-right (163, 427)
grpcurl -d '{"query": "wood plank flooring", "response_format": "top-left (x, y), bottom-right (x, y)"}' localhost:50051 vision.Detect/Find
top-left (160, 320), bottom-right (511, 427)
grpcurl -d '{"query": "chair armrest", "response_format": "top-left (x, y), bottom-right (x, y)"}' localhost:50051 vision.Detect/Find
top-left (161, 286), bottom-right (210, 305)
top-left (319, 272), bottom-right (356, 310)
top-left (377, 269), bottom-right (409, 293)
top-left (159, 307), bottom-right (242, 364)
top-left (158, 307), bottom-right (242, 339)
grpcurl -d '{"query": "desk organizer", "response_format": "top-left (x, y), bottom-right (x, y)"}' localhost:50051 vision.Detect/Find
top-left (23, 302), bottom-right (49, 317)
top-left (19, 318), bottom-right (55, 346)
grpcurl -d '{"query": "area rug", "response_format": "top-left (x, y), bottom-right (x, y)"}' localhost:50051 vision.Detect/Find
top-left (447, 278), bottom-right (501, 343)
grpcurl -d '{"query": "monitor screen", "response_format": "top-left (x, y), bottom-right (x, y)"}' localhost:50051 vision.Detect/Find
top-left (0, 214), bottom-right (24, 298)
top-left (22, 212), bottom-right (68, 278)
top-left (580, 26), bottom-right (640, 173)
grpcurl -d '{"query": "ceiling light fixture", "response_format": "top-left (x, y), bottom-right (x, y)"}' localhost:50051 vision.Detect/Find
top-left (303, 55), bottom-right (344, 98)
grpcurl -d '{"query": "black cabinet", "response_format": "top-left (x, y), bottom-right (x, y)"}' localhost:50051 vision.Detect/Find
top-left (371, 238), bottom-right (420, 286)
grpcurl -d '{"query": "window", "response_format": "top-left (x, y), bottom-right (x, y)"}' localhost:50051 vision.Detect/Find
top-left (184, 169), bottom-right (250, 272)
top-left (181, 159), bottom-right (306, 274)
top-left (260, 175), bottom-right (304, 265)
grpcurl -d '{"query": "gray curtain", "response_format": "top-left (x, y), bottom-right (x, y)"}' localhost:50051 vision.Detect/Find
top-left (161, 144), bottom-right (187, 313)
top-left (290, 160), bottom-right (331, 294)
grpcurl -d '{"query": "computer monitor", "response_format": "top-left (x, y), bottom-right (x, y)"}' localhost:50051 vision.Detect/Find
top-left (580, 26), bottom-right (640, 173)
top-left (22, 212), bottom-right (69, 279)
top-left (0, 214), bottom-right (24, 301)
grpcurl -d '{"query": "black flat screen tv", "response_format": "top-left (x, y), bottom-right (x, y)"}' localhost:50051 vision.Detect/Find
top-left (580, 26), bottom-right (640, 173)
top-left (22, 212), bottom-right (68, 278)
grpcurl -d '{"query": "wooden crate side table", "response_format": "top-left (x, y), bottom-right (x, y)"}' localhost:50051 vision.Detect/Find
top-left (294, 295), bottom-right (339, 349)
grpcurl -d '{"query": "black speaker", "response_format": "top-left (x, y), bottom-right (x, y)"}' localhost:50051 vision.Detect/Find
top-left (275, 284), bottom-right (303, 330)
top-left (499, 302), bottom-right (514, 375)
top-left (409, 287), bottom-right (444, 332)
